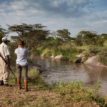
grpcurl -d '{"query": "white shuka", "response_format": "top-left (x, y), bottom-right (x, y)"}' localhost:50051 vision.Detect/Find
top-left (0, 42), bottom-right (10, 84)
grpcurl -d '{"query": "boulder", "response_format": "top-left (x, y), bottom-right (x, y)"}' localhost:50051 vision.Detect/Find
top-left (75, 53), bottom-right (86, 63)
top-left (54, 55), bottom-right (63, 60)
top-left (85, 55), bottom-right (105, 67)
top-left (51, 54), bottom-right (63, 60)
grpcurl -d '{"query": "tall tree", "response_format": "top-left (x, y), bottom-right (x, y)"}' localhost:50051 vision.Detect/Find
top-left (8, 23), bottom-right (33, 36)
top-left (8, 23), bottom-right (49, 53)
top-left (76, 31), bottom-right (98, 45)
top-left (57, 29), bottom-right (71, 41)
top-left (97, 33), bottom-right (107, 46)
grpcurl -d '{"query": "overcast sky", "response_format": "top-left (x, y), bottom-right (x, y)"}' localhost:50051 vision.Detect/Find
top-left (0, 0), bottom-right (107, 36)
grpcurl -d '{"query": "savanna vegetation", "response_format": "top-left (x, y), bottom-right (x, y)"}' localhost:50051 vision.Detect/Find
top-left (3, 23), bottom-right (107, 65)
top-left (0, 24), bottom-right (107, 107)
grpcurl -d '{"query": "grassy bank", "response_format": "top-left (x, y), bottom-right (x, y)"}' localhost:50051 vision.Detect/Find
top-left (4, 68), bottom-right (106, 107)
top-left (9, 36), bottom-right (107, 65)
top-left (35, 44), bottom-right (107, 65)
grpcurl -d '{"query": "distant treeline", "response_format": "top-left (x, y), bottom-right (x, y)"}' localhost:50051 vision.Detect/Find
top-left (0, 23), bottom-right (107, 64)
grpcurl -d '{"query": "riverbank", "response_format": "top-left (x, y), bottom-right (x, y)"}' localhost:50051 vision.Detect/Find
top-left (34, 45), bottom-right (107, 66)
top-left (3, 68), bottom-right (106, 107)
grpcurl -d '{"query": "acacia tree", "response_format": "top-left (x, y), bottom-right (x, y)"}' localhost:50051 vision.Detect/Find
top-left (97, 34), bottom-right (107, 46)
top-left (8, 23), bottom-right (49, 53)
top-left (8, 23), bottom-right (33, 36)
top-left (76, 31), bottom-right (98, 45)
top-left (24, 26), bottom-right (49, 49)
top-left (57, 29), bottom-right (71, 42)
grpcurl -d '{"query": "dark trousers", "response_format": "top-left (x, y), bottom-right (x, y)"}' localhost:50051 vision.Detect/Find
top-left (17, 64), bottom-right (28, 81)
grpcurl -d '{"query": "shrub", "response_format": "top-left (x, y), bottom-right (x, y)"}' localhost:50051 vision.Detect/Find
top-left (28, 68), bottom-right (49, 90)
top-left (99, 48), bottom-right (107, 65)
top-left (53, 81), bottom-right (106, 106)
top-left (89, 46), bottom-right (101, 55)
top-left (53, 82), bottom-right (99, 101)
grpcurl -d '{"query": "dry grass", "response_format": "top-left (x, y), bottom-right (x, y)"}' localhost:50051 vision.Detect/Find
top-left (0, 86), bottom-right (100, 107)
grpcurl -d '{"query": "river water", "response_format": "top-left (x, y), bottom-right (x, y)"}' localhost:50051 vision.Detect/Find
top-left (34, 57), bottom-right (107, 95)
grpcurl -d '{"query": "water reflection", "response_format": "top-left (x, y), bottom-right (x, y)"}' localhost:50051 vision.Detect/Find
top-left (34, 58), bottom-right (107, 95)
top-left (83, 64), bottom-right (103, 84)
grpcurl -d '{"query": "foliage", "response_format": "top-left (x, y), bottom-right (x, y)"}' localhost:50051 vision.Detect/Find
top-left (0, 23), bottom-right (107, 64)
top-left (54, 81), bottom-right (99, 101)
top-left (57, 29), bottom-right (71, 41)
top-left (9, 42), bottom-right (17, 66)
top-left (76, 31), bottom-right (98, 45)
top-left (0, 25), bottom-right (6, 43)
top-left (53, 82), bottom-right (106, 107)
top-left (103, 40), bottom-right (107, 47)
top-left (88, 46), bottom-right (101, 55)
top-left (99, 48), bottom-right (107, 65)
top-left (8, 23), bottom-right (33, 36)
top-left (8, 23), bottom-right (49, 56)
top-left (28, 68), bottom-right (49, 90)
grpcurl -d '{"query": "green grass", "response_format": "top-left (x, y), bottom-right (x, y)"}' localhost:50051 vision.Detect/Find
top-left (28, 68), bottom-right (50, 90)
top-left (99, 47), bottom-right (107, 65)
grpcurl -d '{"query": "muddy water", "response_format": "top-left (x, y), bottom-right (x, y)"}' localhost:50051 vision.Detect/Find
top-left (34, 57), bottom-right (107, 95)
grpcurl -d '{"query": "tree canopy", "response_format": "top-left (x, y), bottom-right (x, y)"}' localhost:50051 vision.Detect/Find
top-left (57, 29), bottom-right (71, 41)
top-left (76, 31), bottom-right (98, 45)
top-left (0, 26), bottom-right (6, 42)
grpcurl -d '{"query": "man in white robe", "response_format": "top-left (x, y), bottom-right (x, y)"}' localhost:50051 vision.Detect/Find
top-left (0, 37), bottom-right (10, 85)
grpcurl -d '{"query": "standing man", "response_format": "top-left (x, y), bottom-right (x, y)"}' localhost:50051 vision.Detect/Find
top-left (0, 37), bottom-right (10, 86)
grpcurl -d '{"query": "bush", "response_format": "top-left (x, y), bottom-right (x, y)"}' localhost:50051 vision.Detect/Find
top-left (99, 48), bottom-right (107, 65)
top-left (53, 81), bottom-right (99, 102)
top-left (28, 68), bottom-right (49, 90)
top-left (89, 46), bottom-right (101, 55)
top-left (53, 81), bottom-right (106, 106)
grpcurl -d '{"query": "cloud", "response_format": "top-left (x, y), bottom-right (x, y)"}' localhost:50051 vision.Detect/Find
top-left (0, 0), bottom-right (107, 35)
top-left (24, 0), bottom-right (92, 17)
top-left (0, 0), bottom-right (92, 17)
